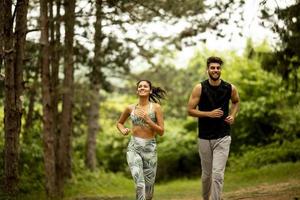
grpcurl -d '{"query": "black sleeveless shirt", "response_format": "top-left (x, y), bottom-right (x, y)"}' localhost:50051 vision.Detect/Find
top-left (198, 79), bottom-right (232, 139)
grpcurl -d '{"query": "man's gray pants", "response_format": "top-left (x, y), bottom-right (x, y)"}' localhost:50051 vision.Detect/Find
top-left (198, 136), bottom-right (231, 200)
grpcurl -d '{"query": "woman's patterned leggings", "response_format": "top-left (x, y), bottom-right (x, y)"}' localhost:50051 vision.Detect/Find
top-left (127, 136), bottom-right (157, 200)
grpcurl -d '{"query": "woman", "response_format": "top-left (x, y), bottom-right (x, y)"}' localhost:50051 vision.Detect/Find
top-left (116, 80), bottom-right (166, 200)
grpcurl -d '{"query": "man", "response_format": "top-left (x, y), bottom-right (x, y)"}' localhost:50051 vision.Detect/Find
top-left (187, 56), bottom-right (240, 200)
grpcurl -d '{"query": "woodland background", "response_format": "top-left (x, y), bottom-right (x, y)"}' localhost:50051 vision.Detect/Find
top-left (0, 0), bottom-right (300, 199)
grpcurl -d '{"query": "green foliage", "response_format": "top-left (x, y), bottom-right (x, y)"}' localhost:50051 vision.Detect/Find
top-left (260, 2), bottom-right (300, 91)
top-left (229, 139), bottom-right (300, 171)
top-left (64, 169), bottom-right (134, 199)
top-left (0, 108), bottom-right (44, 194)
top-left (210, 51), bottom-right (296, 152)
top-left (96, 123), bottom-right (129, 174)
top-left (273, 101), bottom-right (300, 141)
top-left (18, 122), bottom-right (45, 193)
top-left (156, 119), bottom-right (200, 181)
top-left (94, 94), bottom-right (135, 174)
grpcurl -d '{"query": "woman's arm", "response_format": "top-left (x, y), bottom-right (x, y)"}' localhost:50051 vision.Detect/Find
top-left (116, 105), bottom-right (131, 135)
top-left (149, 104), bottom-right (164, 136)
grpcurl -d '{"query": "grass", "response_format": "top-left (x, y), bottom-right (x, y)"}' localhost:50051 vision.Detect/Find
top-left (154, 161), bottom-right (300, 199)
top-left (64, 170), bottom-right (135, 200)
top-left (12, 161), bottom-right (300, 200)
top-left (224, 161), bottom-right (300, 192)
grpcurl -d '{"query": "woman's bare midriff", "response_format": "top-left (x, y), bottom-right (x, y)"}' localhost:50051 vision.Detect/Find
top-left (132, 126), bottom-right (156, 139)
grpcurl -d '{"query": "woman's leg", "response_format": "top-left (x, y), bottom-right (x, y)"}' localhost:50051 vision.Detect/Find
top-left (127, 141), bottom-right (146, 200)
top-left (143, 141), bottom-right (157, 200)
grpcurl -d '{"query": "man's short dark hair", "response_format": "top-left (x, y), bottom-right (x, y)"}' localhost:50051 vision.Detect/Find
top-left (207, 56), bottom-right (223, 68)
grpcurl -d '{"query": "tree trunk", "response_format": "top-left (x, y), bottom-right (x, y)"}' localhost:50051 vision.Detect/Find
top-left (85, 85), bottom-right (100, 170)
top-left (40, 0), bottom-right (58, 198)
top-left (0, 0), bottom-right (4, 71)
top-left (3, 0), bottom-right (17, 194)
top-left (85, 0), bottom-right (103, 171)
top-left (3, 0), bottom-right (28, 195)
top-left (51, 0), bottom-right (62, 189)
top-left (58, 0), bottom-right (75, 189)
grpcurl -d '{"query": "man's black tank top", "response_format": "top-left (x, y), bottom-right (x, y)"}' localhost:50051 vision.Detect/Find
top-left (198, 79), bottom-right (232, 139)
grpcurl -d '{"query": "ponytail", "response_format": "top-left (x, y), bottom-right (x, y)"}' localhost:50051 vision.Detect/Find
top-left (150, 86), bottom-right (166, 103)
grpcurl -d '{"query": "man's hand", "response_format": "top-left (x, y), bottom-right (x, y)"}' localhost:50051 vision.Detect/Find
top-left (224, 115), bottom-right (234, 124)
top-left (209, 108), bottom-right (224, 118)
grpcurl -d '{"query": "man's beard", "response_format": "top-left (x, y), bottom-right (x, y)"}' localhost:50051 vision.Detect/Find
top-left (209, 73), bottom-right (220, 81)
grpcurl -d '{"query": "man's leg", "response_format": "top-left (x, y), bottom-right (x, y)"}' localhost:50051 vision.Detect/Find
top-left (198, 138), bottom-right (213, 200)
top-left (211, 136), bottom-right (231, 200)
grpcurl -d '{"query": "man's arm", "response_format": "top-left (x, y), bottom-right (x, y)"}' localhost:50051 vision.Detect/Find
top-left (224, 84), bottom-right (240, 124)
top-left (187, 84), bottom-right (223, 118)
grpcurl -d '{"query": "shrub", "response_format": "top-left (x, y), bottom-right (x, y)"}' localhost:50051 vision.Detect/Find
top-left (228, 139), bottom-right (300, 171)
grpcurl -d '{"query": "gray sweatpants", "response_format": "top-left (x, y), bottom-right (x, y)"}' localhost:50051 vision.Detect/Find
top-left (198, 136), bottom-right (231, 200)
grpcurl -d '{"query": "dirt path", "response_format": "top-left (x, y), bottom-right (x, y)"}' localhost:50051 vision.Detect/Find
top-left (152, 181), bottom-right (300, 200)
top-left (223, 181), bottom-right (300, 200)
top-left (71, 181), bottom-right (300, 200)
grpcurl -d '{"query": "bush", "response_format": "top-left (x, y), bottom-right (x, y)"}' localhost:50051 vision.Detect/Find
top-left (156, 130), bottom-right (200, 181)
top-left (228, 139), bottom-right (300, 171)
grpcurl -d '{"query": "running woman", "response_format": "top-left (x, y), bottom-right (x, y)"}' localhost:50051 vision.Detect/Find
top-left (116, 80), bottom-right (166, 200)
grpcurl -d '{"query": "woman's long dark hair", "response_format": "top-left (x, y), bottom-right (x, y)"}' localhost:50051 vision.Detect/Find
top-left (137, 80), bottom-right (166, 103)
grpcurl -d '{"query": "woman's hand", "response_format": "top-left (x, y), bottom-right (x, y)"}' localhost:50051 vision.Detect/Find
top-left (121, 128), bottom-right (130, 136)
top-left (134, 108), bottom-right (151, 123)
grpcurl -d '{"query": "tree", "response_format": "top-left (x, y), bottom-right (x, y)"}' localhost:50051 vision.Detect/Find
top-left (85, 0), bottom-right (103, 171)
top-left (3, 0), bottom-right (29, 195)
top-left (0, 0), bottom-right (4, 98)
top-left (260, 1), bottom-right (300, 92)
top-left (58, 0), bottom-right (76, 183)
top-left (0, 0), bottom-right (4, 73)
top-left (40, 0), bottom-right (59, 198)
top-left (40, 0), bottom-right (76, 197)
top-left (50, 0), bottom-right (62, 195)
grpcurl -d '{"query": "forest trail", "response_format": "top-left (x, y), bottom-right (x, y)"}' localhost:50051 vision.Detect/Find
top-left (71, 180), bottom-right (300, 200)
top-left (223, 181), bottom-right (300, 200)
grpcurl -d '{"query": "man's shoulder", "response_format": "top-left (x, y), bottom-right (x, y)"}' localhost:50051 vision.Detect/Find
top-left (191, 83), bottom-right (202, 96)
top-left (200, 79), bottom-right (209, 84)
top-left (194, 83), bottom-right (202, 90)
top-left (221, 80), bottom-right (232, 88)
